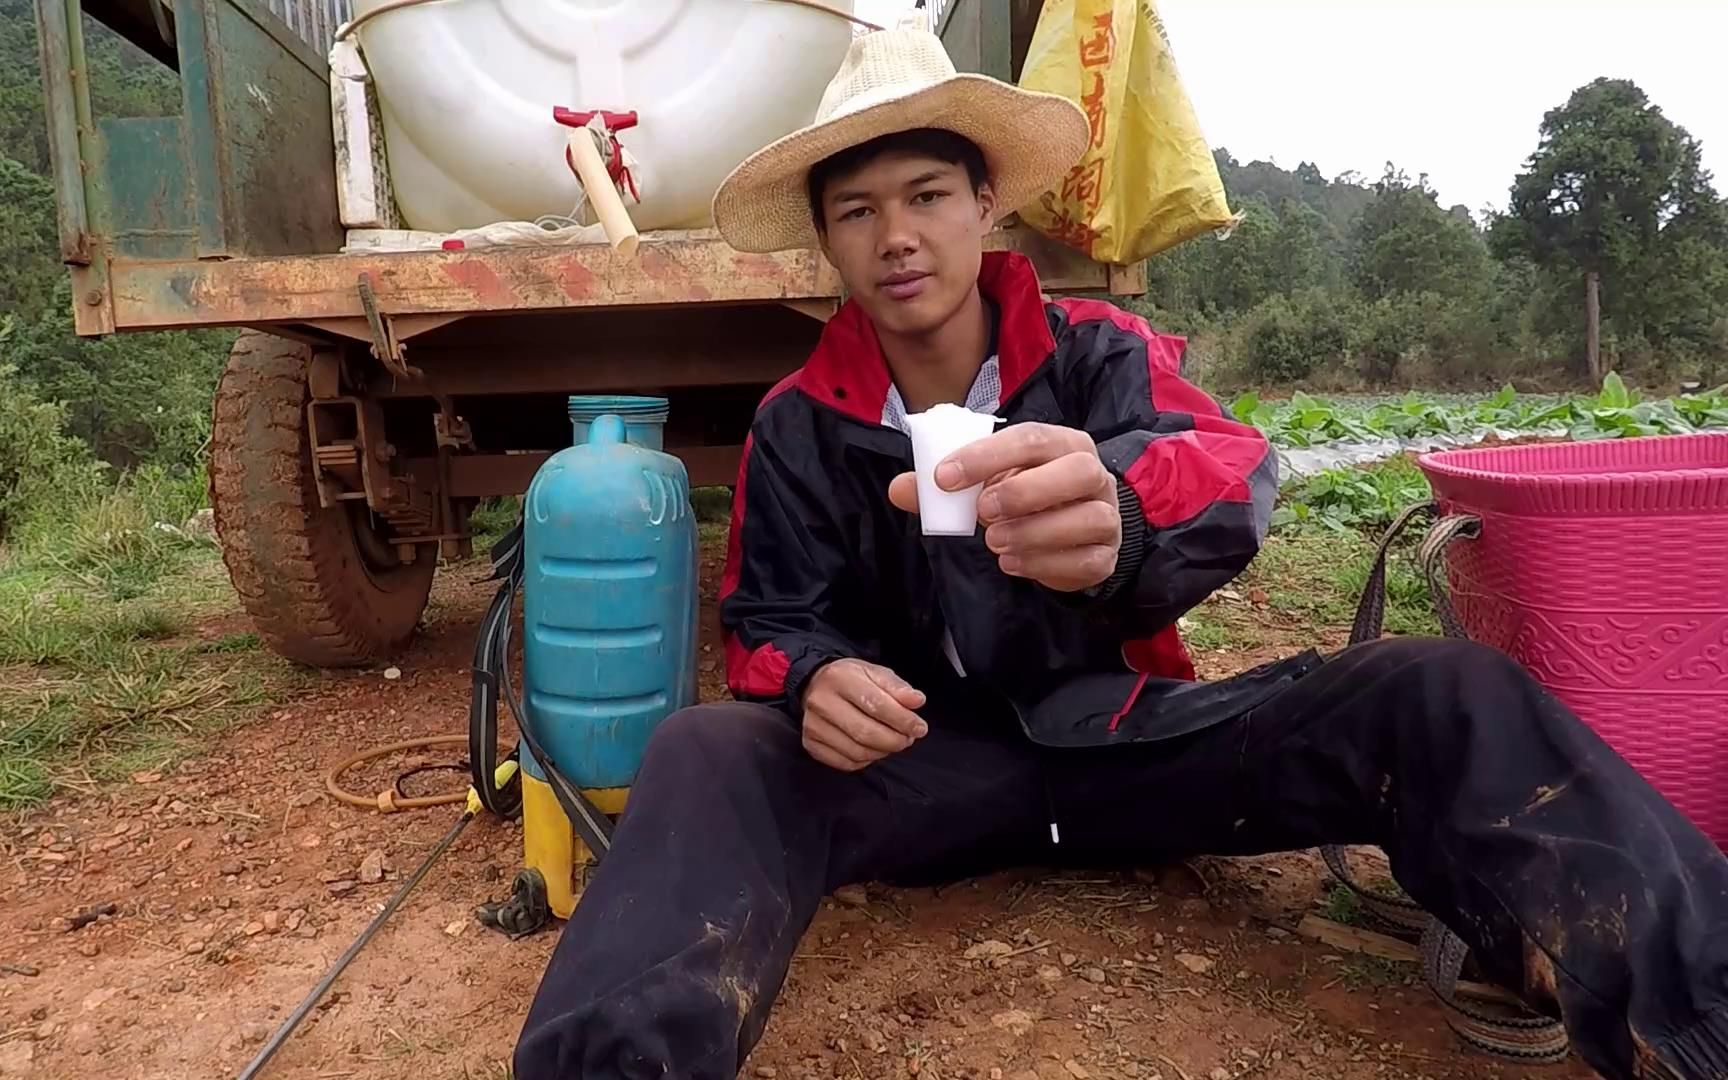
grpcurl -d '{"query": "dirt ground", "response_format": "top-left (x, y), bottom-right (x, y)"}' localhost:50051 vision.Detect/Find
top-left (0, 546), bottom-right (1595, 1080)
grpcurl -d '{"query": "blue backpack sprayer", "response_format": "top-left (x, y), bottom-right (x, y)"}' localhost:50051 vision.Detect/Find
top-left (469, 395), bottom-right (701, 931)
top-left (237, 395), bottom-right (699, 1078)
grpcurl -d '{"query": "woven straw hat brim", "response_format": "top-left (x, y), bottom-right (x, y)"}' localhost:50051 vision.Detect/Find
top-left (712, 74), bottom-right (1088, 254)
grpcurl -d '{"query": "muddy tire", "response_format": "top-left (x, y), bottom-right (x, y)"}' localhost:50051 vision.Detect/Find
top-left (209, 332), bottom-right (435, 667)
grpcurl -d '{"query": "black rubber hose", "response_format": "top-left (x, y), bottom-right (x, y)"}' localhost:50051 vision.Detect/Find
top-left (469, 522), bottom-right (524, 819)
top-left (234, 807), bottom-right (475, 1080)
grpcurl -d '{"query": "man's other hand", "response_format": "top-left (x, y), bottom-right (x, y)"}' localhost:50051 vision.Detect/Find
top-left (800, 659), bottom-right (929, 771)
top-left (889, 422), bottom-right (1121, 592)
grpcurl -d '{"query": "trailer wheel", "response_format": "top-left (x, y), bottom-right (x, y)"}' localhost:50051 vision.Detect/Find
top-left (209, 332), bottom-right (435, 667)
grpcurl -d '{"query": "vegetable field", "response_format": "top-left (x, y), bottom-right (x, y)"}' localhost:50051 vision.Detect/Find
top-left (1235, 375), bottom-right (1728, 449)
top-left (1237, 378), bottom-right (1728, 534)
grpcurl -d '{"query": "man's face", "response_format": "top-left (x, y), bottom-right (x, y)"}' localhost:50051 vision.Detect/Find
top-left (816, 150), bottom-right (997, 339)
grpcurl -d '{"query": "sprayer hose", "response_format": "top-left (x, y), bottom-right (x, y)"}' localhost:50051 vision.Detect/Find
top-left (234, 804), bottom-right (475, 1080)
top-left (335, 0), bottom-right (882, 42)
top-left (325, 734), bottom-right (472, 812)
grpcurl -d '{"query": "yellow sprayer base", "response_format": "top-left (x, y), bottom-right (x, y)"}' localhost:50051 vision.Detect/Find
top-left (520, 776), bottom-right (628, 920)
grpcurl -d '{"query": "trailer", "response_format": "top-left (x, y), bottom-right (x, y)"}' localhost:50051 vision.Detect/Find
top-left (33, 0), bottom-right (1145, 667)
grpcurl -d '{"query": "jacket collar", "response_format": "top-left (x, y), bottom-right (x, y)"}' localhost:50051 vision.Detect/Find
top-left (797, 251), bottom-right (1056, 425)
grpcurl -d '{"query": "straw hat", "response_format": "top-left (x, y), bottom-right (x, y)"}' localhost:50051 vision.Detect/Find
top-left (711, 16), bottom-right (1089, 253)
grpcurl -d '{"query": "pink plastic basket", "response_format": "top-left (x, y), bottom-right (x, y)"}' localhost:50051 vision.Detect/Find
top-left (1417, 433), bottom-right (1728, 846)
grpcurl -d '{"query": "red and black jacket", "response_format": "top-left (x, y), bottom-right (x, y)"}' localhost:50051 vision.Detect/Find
top-left (719, 252), bottom-right (1317, 749)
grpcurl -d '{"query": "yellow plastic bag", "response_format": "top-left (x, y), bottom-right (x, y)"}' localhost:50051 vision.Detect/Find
top-left (1016, 0), bottom-right (1235, 264)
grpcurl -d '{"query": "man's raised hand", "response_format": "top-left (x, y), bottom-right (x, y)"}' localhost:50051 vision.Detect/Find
top-left (888, 422), bottom-right (1122, 592)
top-left (800, 659), bottom-right (929, 772)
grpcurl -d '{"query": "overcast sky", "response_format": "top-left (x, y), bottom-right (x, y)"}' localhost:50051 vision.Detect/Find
top-left (855, 0), bottom-right (1728, 219)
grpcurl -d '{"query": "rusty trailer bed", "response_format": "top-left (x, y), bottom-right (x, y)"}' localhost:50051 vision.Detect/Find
top-left (103, 226), bottom-right (1143, 334)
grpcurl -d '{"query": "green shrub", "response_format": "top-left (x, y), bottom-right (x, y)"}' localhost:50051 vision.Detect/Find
top-left (1354, 294), bottom-right (1423, 383)
top-left (0, 361), bottom-right (105, 538)
top-left (1243, 297), bottom-right (1308, 382)
top-left (5, 288), bottom-right (232, 471)
top-left (1242, 291), bottom-right (1352, 383)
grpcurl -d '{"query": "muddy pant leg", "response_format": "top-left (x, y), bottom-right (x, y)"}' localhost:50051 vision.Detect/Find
top-left (513, 701), bottom-right (1043, 1080)
top-left (1221, 638), bottom-right (1728, 1079)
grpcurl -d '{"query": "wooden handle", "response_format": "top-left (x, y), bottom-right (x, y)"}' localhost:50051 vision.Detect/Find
top-left (566, 129), bottom-right (640, 258)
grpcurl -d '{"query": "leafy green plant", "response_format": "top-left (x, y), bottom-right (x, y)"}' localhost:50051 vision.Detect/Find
top-left (1272, 456), bottom-right (1433, 535)
top-left (1569, 372), bottom-right (1708, 440)
top-left (1322, 883), bottom-right (1366, 927)
top-left (1231, 389), bottom-right (1376, 447)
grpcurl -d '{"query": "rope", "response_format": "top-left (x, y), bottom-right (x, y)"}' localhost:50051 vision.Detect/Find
top-left (334, 0), bottom-right (882, 41)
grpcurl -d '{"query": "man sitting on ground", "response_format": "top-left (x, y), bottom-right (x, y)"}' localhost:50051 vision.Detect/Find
top-left (515, 22), bottom-right (1728, 1080)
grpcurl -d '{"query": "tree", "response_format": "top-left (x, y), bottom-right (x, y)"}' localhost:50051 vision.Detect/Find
top-left (6, 279), bottom-right (231, 470)
top-left (0, 154), bottom-right (60, 323)
top-left (1350, 165), bottom-right (1494, 304)
top-left (1206, 200), bottom-right (1283, 313)
top-left (1496, 78), bottom-right (1713, 382)
top-left (1270, 200), bottom-right (1330, 292)
top-left (1143, 198), bottom-right (1282, 319)
top-left (0, 6), bottom-right (52, 173)
top-left (1212, 147), bottom-right (1373, 249)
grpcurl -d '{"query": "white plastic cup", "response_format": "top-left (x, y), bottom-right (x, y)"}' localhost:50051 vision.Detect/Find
top-left (904, 403), bottom-right (1004, 537)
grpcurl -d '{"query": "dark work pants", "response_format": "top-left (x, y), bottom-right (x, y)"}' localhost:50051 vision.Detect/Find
top-left (514, 639), bottom-right (1728, 1079)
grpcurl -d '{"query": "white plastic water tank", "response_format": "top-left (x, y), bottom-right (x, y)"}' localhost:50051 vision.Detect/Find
top-left (351, 0), bottom-right (858, 233)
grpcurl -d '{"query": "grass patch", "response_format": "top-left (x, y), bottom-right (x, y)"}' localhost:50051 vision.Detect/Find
top-left (1328, 544), bottom-right (1439, 637)
top-left (13, 463), bottom-right (213, 600)
top-left (1246, 530), bottom-right (1439, 641)
top-left (698, 522), bottom-right (729, 551)
top-left (0, 578), bottom-right (283, 809)
top-left (0, 466), bottom-right (290, 811)
top-left (0, 585), bottom-right (181, 667)
top-left (0, 583), bottom-right (284, 809)
top-left (1178, 609), bottom-right (1237, 652)
top-left (202, 631), bottom-right (261, 653)
top-left (1244, 534), bottom-right (1363, 628)
top-left (1337, 953), bottom-right (1408, 990)
top-left (1321, 883), bottom-right (1366, 927)
top-left (469, 496), bottom-right (521, 555)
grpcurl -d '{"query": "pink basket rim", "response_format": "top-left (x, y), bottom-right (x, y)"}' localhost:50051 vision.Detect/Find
top-left (1417, 433), bottom-right (1728, 515)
